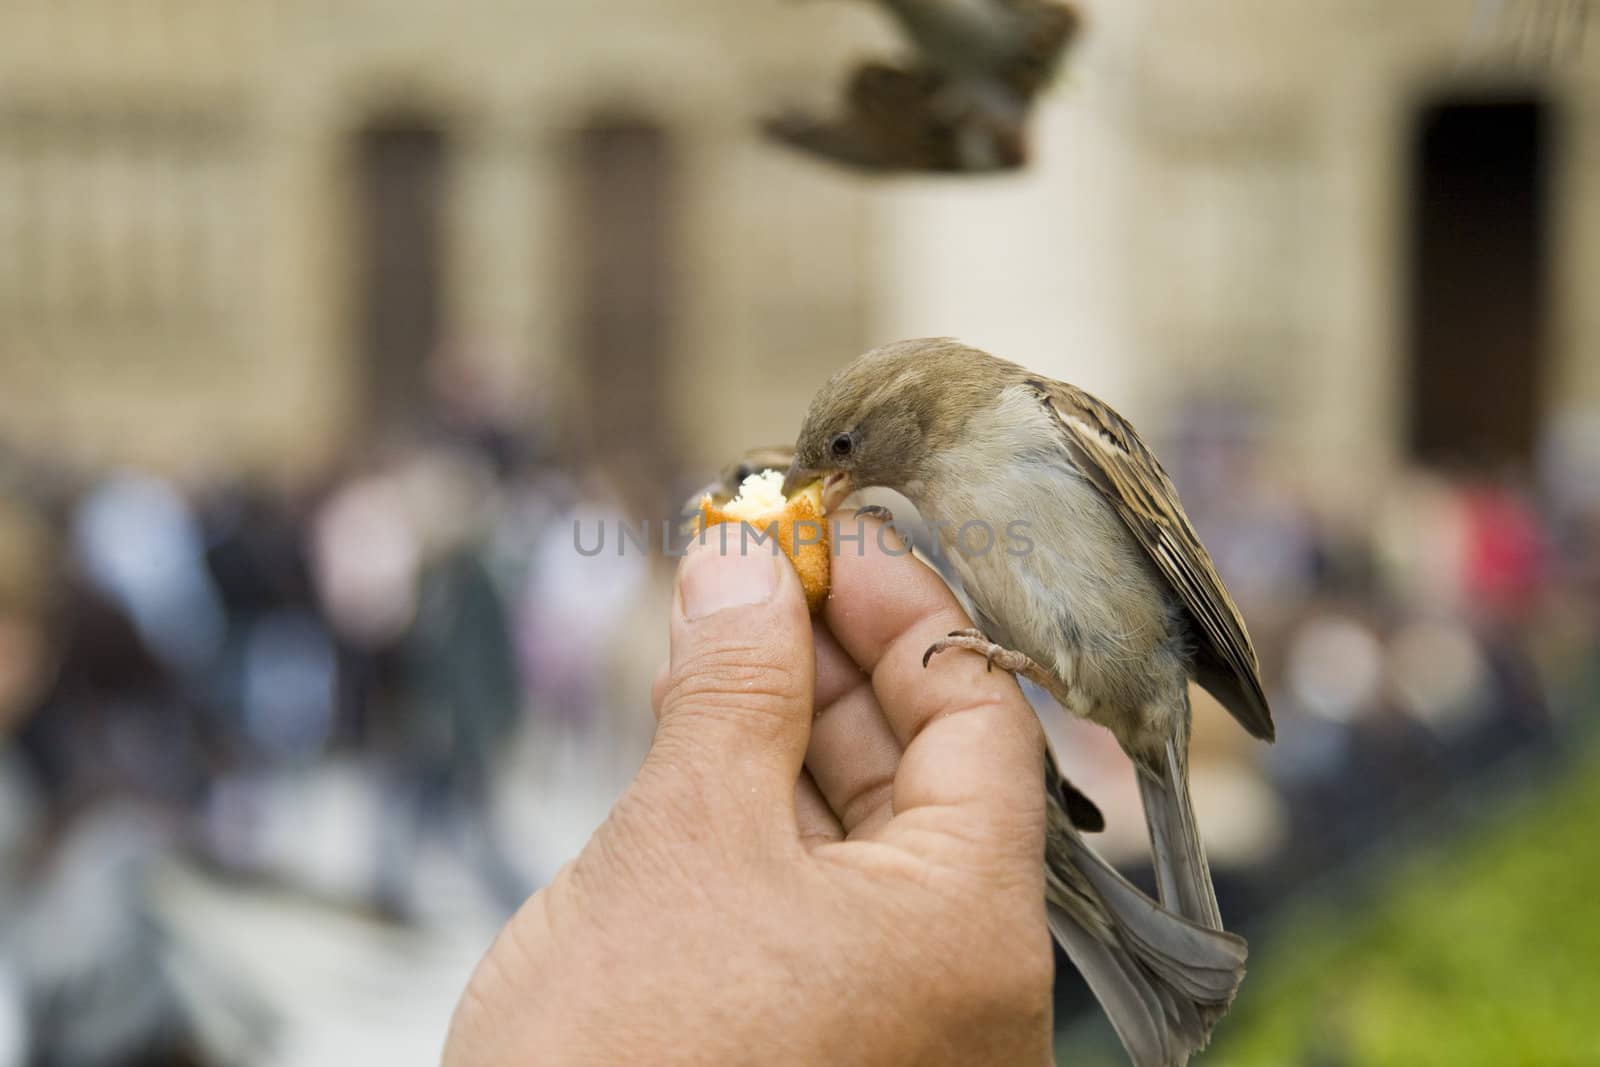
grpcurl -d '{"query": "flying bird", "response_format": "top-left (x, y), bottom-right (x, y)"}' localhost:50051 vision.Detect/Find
top-left (764, 61), bottom-right (1030, 173)
top-left (765, 0), bottom-right (1081, 173)
top-left (784, 339), bottom-right (1276, 1057)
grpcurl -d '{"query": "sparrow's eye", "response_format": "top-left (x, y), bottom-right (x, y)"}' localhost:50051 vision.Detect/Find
top-left (733, 464), bottom-right (752, 482)
top-left (829, 432), bottom-right (855, 459)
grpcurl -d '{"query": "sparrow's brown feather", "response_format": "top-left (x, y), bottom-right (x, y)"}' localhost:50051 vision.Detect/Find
top-left (1025, 378), bottom-right (1275, 743)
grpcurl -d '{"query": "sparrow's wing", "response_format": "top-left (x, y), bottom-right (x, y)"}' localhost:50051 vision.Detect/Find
top-left (1008, 0), bottom-right (1082, 91)
top-left (762, 111), bottom-right (906, 171)
top-left (1048, 745), bottom-right (1105, 832)
top-left (765, 62), bottom-right (929, 164)
top-left (763, 64), bottom-right (936, 172)
top-left (763, 63), bottom-right (1025, 174)
top-left (1026, 378), bottom-right (1275, 742)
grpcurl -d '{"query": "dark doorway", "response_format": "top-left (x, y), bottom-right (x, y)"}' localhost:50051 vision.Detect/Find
top-left (1407, 95), bottom-right (1552, 469)
top-left (570, 115), bottom-right (678, 515)
top-left (356, 119), bottom-right (448, 435)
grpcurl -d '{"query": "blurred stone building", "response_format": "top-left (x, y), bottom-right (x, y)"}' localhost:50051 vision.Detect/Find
top-left (881, 0), bottom-right (1600, 504)
top-left (0, 0), bottom-right (1596, 500)
top-left (0, 0), bottom-right (888, 493)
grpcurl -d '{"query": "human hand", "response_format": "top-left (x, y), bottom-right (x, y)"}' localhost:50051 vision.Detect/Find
top-left (444, 522), bottom-right (1055, 1066)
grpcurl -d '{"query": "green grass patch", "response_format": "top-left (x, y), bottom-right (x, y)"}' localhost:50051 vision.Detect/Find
top-left (1208, 745), bottom-right (1600, 1066)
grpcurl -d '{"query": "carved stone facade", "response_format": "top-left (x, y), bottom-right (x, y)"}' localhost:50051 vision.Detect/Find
top-left (0, 1), bottom-right (1595, 489)
top-left (0, 1), bottom-right (886, 479)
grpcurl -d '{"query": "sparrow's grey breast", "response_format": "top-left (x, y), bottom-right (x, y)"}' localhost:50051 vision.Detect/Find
top-left (904, 384), bottom-right (1192, 738)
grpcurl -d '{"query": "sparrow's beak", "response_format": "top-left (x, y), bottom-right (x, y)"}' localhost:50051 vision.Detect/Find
top-left (783, 465), bottom-right (853, 514)
top-left (780, 464), bottom-right (813, 500)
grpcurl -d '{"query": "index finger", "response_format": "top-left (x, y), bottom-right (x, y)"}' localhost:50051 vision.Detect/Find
top-left (822, 522), bottom-right (1047, 861)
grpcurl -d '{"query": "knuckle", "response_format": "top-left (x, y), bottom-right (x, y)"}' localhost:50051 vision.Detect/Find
top-left (838, 775), bottom-right (895, 832)
top-left (908, 686), bottom-right (1017, 747)
top-left (662, 646), bottom-right (804, 723)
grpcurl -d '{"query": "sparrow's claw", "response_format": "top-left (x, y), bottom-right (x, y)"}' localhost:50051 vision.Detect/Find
top-left (854, 504), bottom-right (895, 524)
top-left (922, 632), bottom-right (1055, 689)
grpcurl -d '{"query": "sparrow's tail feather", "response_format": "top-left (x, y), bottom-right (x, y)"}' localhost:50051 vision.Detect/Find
top-left (1138, 723), bottom-right (1223, 931)
top-left (1060, 834), bottom-right (1247, 1005)
top-left (1048, 902), bottom-right (1170, 1067)
top-left (1047, 829), bottom-right (1247, 1067)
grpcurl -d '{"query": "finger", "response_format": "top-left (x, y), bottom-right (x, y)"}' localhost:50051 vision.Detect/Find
top-left (650, 658), bottom-right (670, 719)
top-left (805, 621), bottom-right (901, 838)
top-left (795, 768), bottom-right (845, 848)
top-left (648, 537), bottom-right (815, 827)
top-left (823, 521), bottom-right (1046, 861)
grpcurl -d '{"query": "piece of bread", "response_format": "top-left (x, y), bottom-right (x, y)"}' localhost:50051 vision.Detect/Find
top-left (698, 471), bottom-right (831, 613)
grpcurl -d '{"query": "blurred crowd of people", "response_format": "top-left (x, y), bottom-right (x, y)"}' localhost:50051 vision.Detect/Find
top-left (1, 392), bottom-right (1599, 1064)
top-left (0, 391), bottom-right (673, 1064)
top-left (1165, 405), bottom-right (1600, 921)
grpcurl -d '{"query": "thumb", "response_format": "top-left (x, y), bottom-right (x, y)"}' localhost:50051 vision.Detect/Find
top-left (647, 536), bottom-right (815, 827)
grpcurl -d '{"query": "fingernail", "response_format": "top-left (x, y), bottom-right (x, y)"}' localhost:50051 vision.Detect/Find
top-left (680, 538), bottom-right (778, 621)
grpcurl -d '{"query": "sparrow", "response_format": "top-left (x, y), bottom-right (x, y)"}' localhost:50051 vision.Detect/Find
top-left (695, 444), bottom-right (1108, 832)
top-left (765, 0), bottom-right (1081, 173)
top-left (784, 338), bottom-right (1275, 1062)
top-left (764, 61), bottom-right (1030, 173)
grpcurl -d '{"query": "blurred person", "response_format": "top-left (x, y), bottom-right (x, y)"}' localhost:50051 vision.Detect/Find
top-left (1263, 603), bottom-right (1433, 875)
top-left (520, 467), bottom-right (649, 737)
top-left (0, 499), bottom-right (57, 744)
top-left (0, 964), bottom-right (20, 1067)
top-left (1, 489), bottom-right (271, 1066)
top-left (234, 612), bottom-right (338, 765)
top-left (199, 484), bottom-right (340, 761)
top-left (361, 448), bottom-right (532, 921)
top-left (1521, 582), bottom-right (1600, 720)
top-left (1, 808), bottom-right (275, 1067)
top-left (70, 475), bottom-right (225, 678)
top-left (1375, 466), bottom-right (1547, 627)
top-left (308, 464), bottom-right (423, 657)
top-left (1457, 473), bottom-right (1545, 628)
top-left (1385, 618), bottom-right (1496, 743)
top-left (13, 572), bottom-right (211, 826)
top-left (424, 345), bottom-right (538, 480)
top-left (1537, 408), bottom-right (1600, 524)
top-left (1375, 466), bottom-right (1471, 614)
top-left (1386, 613), bottom-right (1552, 777)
